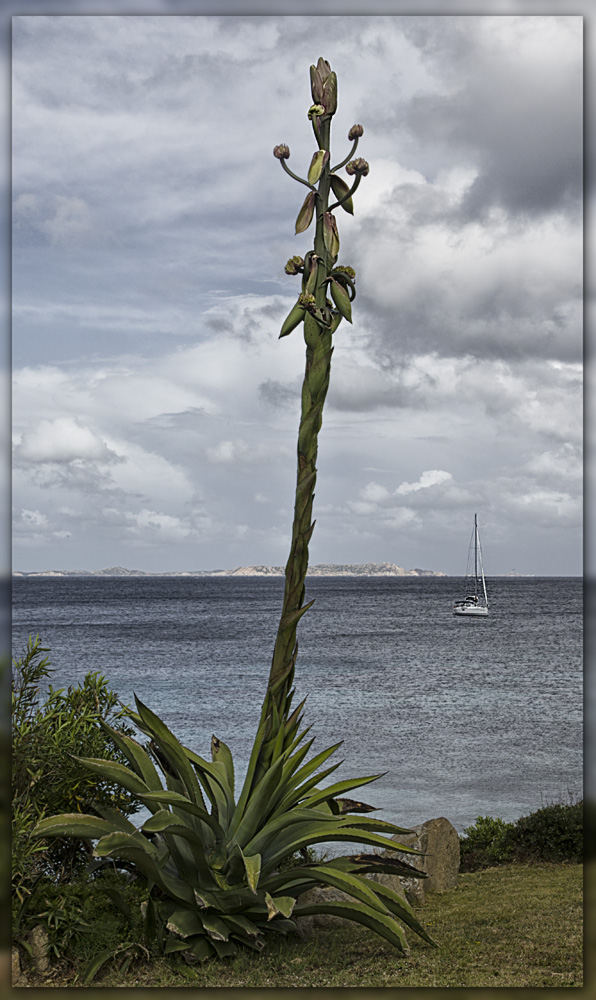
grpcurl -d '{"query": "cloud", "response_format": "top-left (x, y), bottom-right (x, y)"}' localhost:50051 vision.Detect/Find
top-left (396, 469), bottom-right (453, 495)
top-left (16, 416), bottom-right (117, 463)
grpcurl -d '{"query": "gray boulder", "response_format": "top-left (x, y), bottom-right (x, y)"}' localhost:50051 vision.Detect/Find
top-left (388, 816), bottom-right (460, 904)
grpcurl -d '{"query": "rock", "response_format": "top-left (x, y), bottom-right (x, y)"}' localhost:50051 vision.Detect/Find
top-left (30, 924), bottom-right (51, 977)
top-left (388, 817), bottom-right (460, 904)
top-left (12, 947), bottom-right (24, 986)
top-left (294, 886), bottom-right (354, 933)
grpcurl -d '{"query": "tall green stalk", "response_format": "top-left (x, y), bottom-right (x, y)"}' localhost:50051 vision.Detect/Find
top-left (254, 59), bottom-right (369, 780)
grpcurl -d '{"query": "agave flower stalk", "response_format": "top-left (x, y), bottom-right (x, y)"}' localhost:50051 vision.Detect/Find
top-left (255, 59), bottom-right (368, 780)
top-left (31, 61), bottom-right (436, 972)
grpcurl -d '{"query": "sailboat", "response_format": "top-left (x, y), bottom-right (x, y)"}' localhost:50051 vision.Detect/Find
top-left (453, 514), bottom-right (489, 617)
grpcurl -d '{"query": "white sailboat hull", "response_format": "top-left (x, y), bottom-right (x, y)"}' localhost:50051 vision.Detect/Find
top-left (453, 603), bottom-right (488, 617)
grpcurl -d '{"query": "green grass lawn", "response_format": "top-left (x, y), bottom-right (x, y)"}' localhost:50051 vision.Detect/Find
top-left (17, 861), bottom-right (584, 989)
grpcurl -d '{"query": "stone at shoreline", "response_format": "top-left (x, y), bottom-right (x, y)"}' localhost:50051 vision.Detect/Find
top-left (387, 817), bottom-right (460, 905)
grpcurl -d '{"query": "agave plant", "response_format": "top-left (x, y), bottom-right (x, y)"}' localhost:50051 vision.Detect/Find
top-left (34, 696), bottom-right (434, 962)
top-left (32, 58), bottom-right (436, 968)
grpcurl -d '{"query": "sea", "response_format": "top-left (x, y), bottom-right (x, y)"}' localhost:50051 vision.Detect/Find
top-left (11, 575), bottom-right (583, 837)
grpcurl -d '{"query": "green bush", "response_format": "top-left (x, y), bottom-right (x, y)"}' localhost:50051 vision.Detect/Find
top-left (12, 636), bottom-right (142, 895)
top-left (459, 815), bottom-right (515, 872)
top-left (505, 800), bottom-right (583, 863)
top-left (460, 801), bottom-right (583, 871)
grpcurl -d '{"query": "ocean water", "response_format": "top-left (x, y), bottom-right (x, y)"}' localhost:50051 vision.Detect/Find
top-left (11, 575), bottom-right (582, 834)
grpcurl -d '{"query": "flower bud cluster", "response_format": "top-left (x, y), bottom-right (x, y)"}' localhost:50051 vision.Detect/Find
top-left (348, 124), bottom-right (364, 140)
top-left (346, 158), bottom-right (369, 177)
top-left (334, 265), bottom-right (356, 280)
top-left (285, 256), bottom-right (304, 275)
top-left (273, 144), bottom-right (290, 160)
top-left (298, 292), bottom-right (316, 311)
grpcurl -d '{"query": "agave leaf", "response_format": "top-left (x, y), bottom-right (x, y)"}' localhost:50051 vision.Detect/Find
top-left (295, 864), bottom-right (390, 913)
top-left (295, 191), bottom-right (316, 234)
top-left (334, 816), bottom-right (422, 845)
top-left (300, 773), bottom-right (381, 810)
top-left (164, 937), bottom-right (191, 954)
top-left (242, 851), bottom-right (262, 893)
top-left (294, 899), bottom-right (409, 953)
top-left (366, 879), bottom-right (436, 946)
top-left (330, 173), bottom-right (354, 214)
top-left (229, 754), bottom-right (286, 848)
top-left (89, 802), bottom-right (139, 833)
top-left (223, 913), bottom-right (261, 939)
top-left (334, 797), bottom-right (379, 814)
top-left (273, 760), bottom-right (343, 817)
top-left (210, 938), bottom-right (238, 959)
top-left (185, 936), bottom-right (214, 962)
top-left (70, 755), bottom-right (151, 797)
top-left (201, 912), bottom-right (230, 942)
top-left (255, 916), bottom-right (297, 936)
top-left (211, 735), bottom-right (234, 795)
top-left (329, 278), bottom-right (352, 323)
top-left (133, 698), bottom-right (206, 809)
top-left (244, 807), bottom-right (337, 858)
top-left (142, 809), bottom-right (190, 834)
top-left (232, 717), bottom-right (268, 831)
top-left (265, 892), bottom-right (296, 920)
top-left (94, 829), bottom-right (160, 859)
top-left (167, 907), bottom-right (204, 939)
top-left (32, 813), bottom-right (121, 841)
top-left (138, 790), bottom-right (224, 838)
top-left (262, 822), bottom-right (419, 876)
top-left (99, 720), bottom-right (163, 791)
top-left (325, 853), bottom-right (428, 879)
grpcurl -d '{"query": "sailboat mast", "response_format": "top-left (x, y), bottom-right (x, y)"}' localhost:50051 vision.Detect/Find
top-left (474, 513), bottom-right (478, 596)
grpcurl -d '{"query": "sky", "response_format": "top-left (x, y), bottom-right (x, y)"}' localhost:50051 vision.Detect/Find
top-left (10, 5), bottom-right (584, 576)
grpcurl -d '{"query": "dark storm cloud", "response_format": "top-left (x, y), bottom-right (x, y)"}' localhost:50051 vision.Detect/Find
top-left (398, 16), bottom-right (582, 220)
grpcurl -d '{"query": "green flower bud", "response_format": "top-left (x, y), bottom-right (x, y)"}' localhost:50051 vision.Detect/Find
top-left (348, 124), bottom-right (364, 140)
top-left (321, 71), bottom-right (337, 116)
top-left (273, 144), bottom-right (290, 159)
top-left (323, 212), bottom-right (340, 258)
top-left (346, 158), bottom-right (369, 177)
top-left (330, 173), bottom-right (354, 215)
top-left (298, 292), bottom-right (316, 310)
top-left (310, 64), bottom-right (324, 104)
top-left (279, 300), bottom-right (306, 338)
top-left (329, 278), bottom-right (352, 323)
top-left (307, 149), bottom-right (330, 186)
top-left (307, 104), bottom-right (325, 120)
top-left (285, 256), bottom-right (304, 275)
top-left (295, 191), bottom-right (316, 234)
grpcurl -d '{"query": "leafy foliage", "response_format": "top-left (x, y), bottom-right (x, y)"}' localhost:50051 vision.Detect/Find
top-left (459, 816), bottom-right (515, 872)
top-left (504, 800), bottom-right (583, 863)
top-left (33, 696), bottom-right (436, 971)
top-left (459, 801), bottom-right (583, 871)
top-left (12, 636), bottom-right (141, 894)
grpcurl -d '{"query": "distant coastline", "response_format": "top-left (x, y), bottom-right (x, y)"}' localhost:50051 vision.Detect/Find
top-left (12, 563), bottom-right (535, 578)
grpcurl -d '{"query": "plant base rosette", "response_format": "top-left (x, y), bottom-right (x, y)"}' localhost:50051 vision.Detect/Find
top-left (33, 697), bottom-right (435, 968)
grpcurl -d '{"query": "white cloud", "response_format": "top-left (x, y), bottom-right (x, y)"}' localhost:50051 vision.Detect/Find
top-left (17, 417), bottom-right (116, 463)
top-left (396, 470), bottom-right (453, 495)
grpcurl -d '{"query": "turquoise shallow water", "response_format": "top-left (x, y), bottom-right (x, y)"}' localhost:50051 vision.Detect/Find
top-left (12, 575), bottom-right (582, 834)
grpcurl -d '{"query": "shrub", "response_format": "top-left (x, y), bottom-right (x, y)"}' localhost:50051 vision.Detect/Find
top-left (505, 800), bottom-right (583, 863)
top-left (12, 636), bottom-right (142, 895)
top-left (459, 815), bottom-right (515, 872)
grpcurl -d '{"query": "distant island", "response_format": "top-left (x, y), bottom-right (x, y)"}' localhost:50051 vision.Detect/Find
top-left (13, 562), bottom-right (447, 578)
